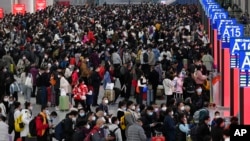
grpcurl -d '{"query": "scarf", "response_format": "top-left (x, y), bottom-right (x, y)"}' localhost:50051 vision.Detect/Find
top-left (39, 112), bottom-right (47, 136)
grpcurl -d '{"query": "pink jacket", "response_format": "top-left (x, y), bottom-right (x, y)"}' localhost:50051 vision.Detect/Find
top-left (175, 77), bottom-right (184, 93)
top-left (194, 70), bottom-right (207, 84)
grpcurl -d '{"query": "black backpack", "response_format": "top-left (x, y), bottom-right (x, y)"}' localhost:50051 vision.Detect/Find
top-left (190, 125), bottom-right (199, 141)
top-left (109, 127), bottom-right (119, 141)
top-left (143, 52), bottom-right (149, 63)
top-left (29, 117), bottom-right (37, 136)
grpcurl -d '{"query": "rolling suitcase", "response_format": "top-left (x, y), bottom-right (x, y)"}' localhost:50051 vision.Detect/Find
top-left (59, 95), bottom-right (70, 111)
top-left (104, 89), bottom-right (115, 102)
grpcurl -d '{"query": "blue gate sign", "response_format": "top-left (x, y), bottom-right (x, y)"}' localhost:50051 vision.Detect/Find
top-left (239, 51), bottom-right (250, 87)
top-left (216, 19), bottom-right (236, 39)
top-left (208, 8), bottom-right (224, 18)
top-left (221, 25), bottom-right (244, 48)
top-left (206, 4), bottom-right (220, 16)
top-left (230, 38), bottom-right (250, 68)
top-left (211, 12), bottom-right (228, 29)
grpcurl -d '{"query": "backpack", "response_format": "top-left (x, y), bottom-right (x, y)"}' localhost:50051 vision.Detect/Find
top-left (29, 117), bottom-right (37, 136)
top-left (185, 79), bottom-right (195, 93)
top-left (193, 108), bottom-right (209, 124)
top-left (83, 128), bottom-right (99, 141)
top-left (190, 125), bottom-right (199, 141)
top-left (54, 119), bottom-right (65, 140)
top-left (120, 112), bottom-right (130, 130)
top-left (143, 52), bottom-right (149, 63)
top-left (14, 114), bottom-right (24, 132)
top-left (109, 127), bottom-right (119, 141)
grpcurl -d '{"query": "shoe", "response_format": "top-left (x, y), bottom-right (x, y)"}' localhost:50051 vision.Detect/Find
top-left (55, 106), bottom-right (59, 111)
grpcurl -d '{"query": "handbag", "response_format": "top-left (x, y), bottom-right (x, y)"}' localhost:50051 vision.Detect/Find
top-left (203, 79), bottom-right (210, 90)
top-left (25, 74), bottom-right (33, 88)
top-left (142, 86), bottom-right (148, 93)
top-left (136, 86), bottom-right (140, 94)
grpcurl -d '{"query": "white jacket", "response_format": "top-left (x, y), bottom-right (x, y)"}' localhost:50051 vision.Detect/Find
top-left (163, 78), bottom-right (175, 96)
top-left (60, 77), bottom-right (72, 94)
top-left (0, 121), bottom-right (8, 141)
top-left (20, 109), bottom-right (32, 137)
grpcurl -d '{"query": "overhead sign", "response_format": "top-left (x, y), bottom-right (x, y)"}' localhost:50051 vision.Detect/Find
top-left (221, 25), bottom-right (244, 48)
top-left (0, 8), bottom-right (3, 19)
top-left (210, 12), bottom-right (228, 29)
top-left (216, 19), bottom-right (236, 39)
top-left (230, 38), bottom-right (250, 55)
top-left (13, 4), bottom-right (25, 15)
top-left (239, 51), bottom-right (250, 70)
top-left (206, 4), bottom-right (220, 16)
top-left (36, 0), bottom-right (46, 11)
top-left (230, 38), bottom-right (250, 68)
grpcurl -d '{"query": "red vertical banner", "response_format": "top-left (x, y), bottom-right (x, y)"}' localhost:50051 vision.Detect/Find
top-left (36, 0), bottom-right (46, 11)
top-left (222, 48), bottom-right (230, 114)
top-left (13, 4), bottom-right (25, 15)
top-left (213, 29), bottom-right (218, 69)
top-left (230, 68), bottom-right (239, 116)
top-left (0, 8), bottom-right (4, 19)
top-left (240, 87), bottom-right (250, 124)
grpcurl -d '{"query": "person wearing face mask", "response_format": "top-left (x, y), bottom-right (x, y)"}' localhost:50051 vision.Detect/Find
top-left (140, 106), bottom-right (157, 140)
top-left (16, 55), bottom-right (30, 74)
top-left (80, 56), bottom-right (91, 84)
top-left (98, 97), bottom-right (109, 116)
top-left (174, 101), bottom-right (185, 123)
top-left (211, 118), bottom-right (225, 141)
top-left (108, 117), bottom-right (122, 141)
top-left (191, 86), bottom-right (209, 111)
top-left (71, 67), bottom-right (79, 87)
top-left (176, 113), bottom-right (190, 141)
top-left (20, 102), bottom-right (32, 140)
top-left (159, 103), bottom-right (167, 122)
top-left (63, 110), bottom-right (79, 141)
top-left (163, 108), bottom-right (176, 141)
top-left (76, 108), bottom-right (86, 124)
top-left (196, 116), bottom-right (211, 141)
top-left (116, 101), bottom-right (127, 141)
top-left (85, 118), bottom-right (115, 141)
top-left (211, 111), bottom-right (220, 127)
top-left (72, 78), bottom-right (88, 109)
top-left (72, 120), bottom-right (90, 141)
top-left (35, 106), bottom-right (50, 141)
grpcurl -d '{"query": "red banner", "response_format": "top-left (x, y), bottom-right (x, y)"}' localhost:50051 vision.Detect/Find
top-left (57, 1), bottom-right (70, 7)
top-left (36, 0), bottom-right (46, 11)
top-left (0, 8), bottom-right (3, 19)
top-left (13, 4), bottom-right (25, 15)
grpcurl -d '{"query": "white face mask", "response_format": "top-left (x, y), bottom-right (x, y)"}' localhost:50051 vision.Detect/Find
top-left (162, 107), bottom-right (167, 111)
top-left (180, 106), bottom-right (185, 111)
top-left (92, 116), bottom-right (96, 121)
top-left (104, 112), bottom-right (107, 116)
top-left (104, 100), bottom-right (109, 104)
top-left (122, 107), bottom-right (126, 111)
top-left (196, 88), bottom-right (202, 93)
top-left (86, 124), bottom-right (90, 129)
top-left (171, 111), bottom-right (174, 116)
top-left (131, 105), bottom-right (136, 110)
top-left (117, 121), bottom-right (120, 125)
top-left (4, 98), bottom-right (8, 102)
top-left (72, 117), bottom-right (77, 122)
top-left (29, 106), bottom-right (33, 110)
top-left (154, 108), bottom-right (159, 112)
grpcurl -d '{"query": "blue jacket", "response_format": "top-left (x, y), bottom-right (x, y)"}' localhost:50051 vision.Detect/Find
top-left (163, 115), bottom-right (176, 141)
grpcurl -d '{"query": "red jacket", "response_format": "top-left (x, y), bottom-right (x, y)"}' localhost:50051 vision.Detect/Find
top-left (35, 113), bottom-right (49, 137)
top-left (71, 71), bottom-right (79, 86)
top-left (72, 83), bottom-right (88, 100)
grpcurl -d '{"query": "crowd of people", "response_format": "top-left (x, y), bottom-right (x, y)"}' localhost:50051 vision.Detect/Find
top-left (0, 2), bottom-right (235, 141)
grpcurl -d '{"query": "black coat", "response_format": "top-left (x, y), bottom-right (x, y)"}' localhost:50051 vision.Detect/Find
top-left (197, 122), bottom-right (210, 141)
top-left (211, 126), bottom-right (224, 141)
